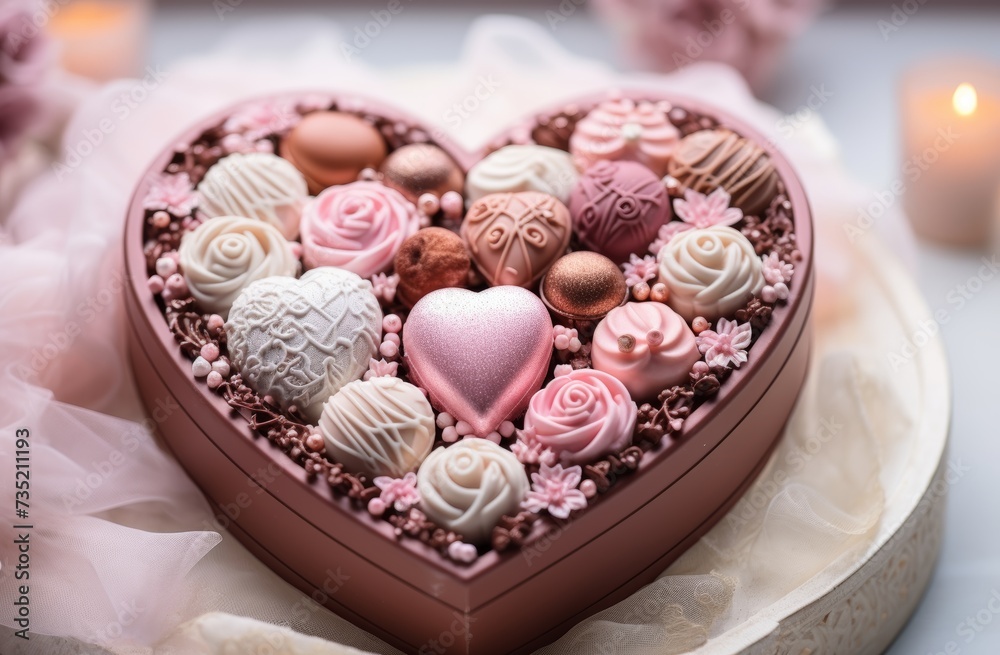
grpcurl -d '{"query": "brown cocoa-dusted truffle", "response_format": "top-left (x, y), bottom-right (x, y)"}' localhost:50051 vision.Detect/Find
top-left (666, 128), bottom-right (779, 217)
top-left (394, 227), bottom-right (471, 307)
top-left (379, 143), bottom-right (464, 203)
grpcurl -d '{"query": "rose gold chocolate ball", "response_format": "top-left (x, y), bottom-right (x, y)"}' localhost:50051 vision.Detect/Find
top-left (394, 227), bottom-right (471, 307)
top-left (379, 143), bottom-right (465, 203)
top-left (280, 111), bottom-right (387, 194)
top-left (540, 251), bottom-right (628, 322)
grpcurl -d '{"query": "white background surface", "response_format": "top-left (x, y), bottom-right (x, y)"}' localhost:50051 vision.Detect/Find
top-left (145, 4), bottom-right (1000, 653)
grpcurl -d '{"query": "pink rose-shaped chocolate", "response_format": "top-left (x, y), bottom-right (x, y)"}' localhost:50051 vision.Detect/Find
top-left (300, 181), bottom-right (420, 278)
top-left (523, 369), bottom-right (636, 465)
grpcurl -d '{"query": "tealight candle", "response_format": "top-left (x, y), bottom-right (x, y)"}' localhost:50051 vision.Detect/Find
top-left (47, 0), bottom-right (150, 81)
top-left (901, 59), bottom-right (1000, 247)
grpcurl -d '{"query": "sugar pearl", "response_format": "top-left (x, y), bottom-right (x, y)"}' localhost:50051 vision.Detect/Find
top-left (358, 167), bottom-right (379, 181)
top-left (192, 356), bottom-right (212, 378)
top-left (440, 191), bottom-right (464, 220)
top-left (650, 283), bottom-right (669, 303)
top-left (206, 371), bottom-right (224, 389)
top-left (379, 340), bottom-right (399, 359)
top-left (441, 426), bottom-right (459, 442)
top-left (485, 431), bottom-right (502, 444)
top-left (254, 140), bottom-right (274, 154)
top-left (499, 421), bottom-right (515, 438)
top-left (212, 359), bottom-right (230, 377)
top-left (553, 364), bottom-right (573, 377)
top-left (368, 498), bottom-right (386, 517)
top-left (207, 314), bottom-right (225, 333)
top-left (383, 314), bottom-right (402, 334)
top-left (147, 275), bottom-right (165, 294)
top-left (554, 333), bottom-right (570, 350)
top-left (165, 273), bottom-right (188, 297)
top-left (305, 432), bottom-right (325, 452)
top-left (418, 193), bottom-right (440, 216)
top-left (761, 286), bottom-right (778, 303)
top-left (580, 479), bottom-right (598, 498)
top-left (448, 541), bottom-right (478, 563)
top-left (455, 421), bottom-right (473, 436)
top-left (692, 361), bottom-right (710, 375)
top-left (151, 211), bottom-right (170, 228)
top-left (632, 282), bottom-right (651, 301)
top-left (384, 332), bottom-right (400, 346)
top-left (692, 317), bottom-right (710, 334)
top-left (436, 412), bottom-right (456, 429)
top-left (155, 257), bottom-right (177, 278)
top-left (200, 343), bottom-right (220, 362)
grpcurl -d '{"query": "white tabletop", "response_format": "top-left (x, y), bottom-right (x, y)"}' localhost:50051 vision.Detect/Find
top-left (147, 4), bottom-right (1000, 653)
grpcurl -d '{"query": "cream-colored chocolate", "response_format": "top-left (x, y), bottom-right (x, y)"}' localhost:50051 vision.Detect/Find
top-left (465, 144), bottom-right (578, 204)
top-left (417, 439), bottom-right (529, 543)
top-left (319, 377), bottom-right (435, 478)
top-left (657, 225), bottom-right (764, 321)
top-left (197, 153), bottom-right (309, 240)
top-left (379, 143), bottom-right (464, 202)
top-left (280, 111), bottom-right (387, 193)
top-left (179, 215), bottom-right (297, 317)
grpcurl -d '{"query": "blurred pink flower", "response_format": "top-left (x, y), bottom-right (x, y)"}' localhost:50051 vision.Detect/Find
top-left (592, 0), bottom-right (824, 93)
top-left (0, 1), bottom-right (53, 164)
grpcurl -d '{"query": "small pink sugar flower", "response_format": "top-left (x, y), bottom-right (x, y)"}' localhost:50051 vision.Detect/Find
top-left (762, 252), bottom-right (794, 285)
top-left (370, 272), bottom-right (399, 304)
top-left (223, 100), bottom-right (299, 141)
top-left (511, 427), bottom-right (557, 467)
top-left (649, 221), bottom-right (694, 256)
top-left (522, 464), bottom-right (588, 519)
top-left (621, 253), bottom-right (658, 287)
top-left (143, 173), bottom-right (198, 216)
top-left (696, 318), bottom-right (753, 369)
top-left (674, 188), bottom-right (744, 229)
top-left (364, 358), bottom-right (398, 380)
top-left (373, 472), bottom-right (421, 512)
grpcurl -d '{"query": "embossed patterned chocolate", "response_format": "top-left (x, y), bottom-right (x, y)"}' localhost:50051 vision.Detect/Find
top-left (569, 160), bottom-right (672, 263)
top-left (667, 128), bottom-right (780, 217)
top-left (319, 377), bottom-right (435, 479)
top-left (461, 191), bottom-right (571, 288)
top-left (225, 268), bottom-right (383, 423)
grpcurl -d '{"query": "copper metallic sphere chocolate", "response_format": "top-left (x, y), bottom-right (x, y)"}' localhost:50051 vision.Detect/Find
top-left (540, 251), bottom-right (628, 322)
top-left (280, 111), bottom-right (387, 194)
top-left (394, 227), bottom-right (471, 307)
top-left (379, 143), bottom-right (465, 203)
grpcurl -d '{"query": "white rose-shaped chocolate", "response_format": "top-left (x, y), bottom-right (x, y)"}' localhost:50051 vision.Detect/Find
top-left (300, 180), bottom-right (420, 278)
top-left (319, 377), bottom-right (435, 479)
top-left (465, 144), bottom-right (579, 204)
top-left (523, 369), bottom-right (636, 465)
top-left (179, 215), bottom-right (297, 316)
top-left (657, 225), bottom-right (764, 321)
top-left (418, 439), bottom-right (529, 543)
top-left (197, 153), bottom-right (310, 239)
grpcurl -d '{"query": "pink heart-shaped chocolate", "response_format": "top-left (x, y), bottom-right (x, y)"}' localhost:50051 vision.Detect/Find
top-left (403, 286), bottom-right (553, 436)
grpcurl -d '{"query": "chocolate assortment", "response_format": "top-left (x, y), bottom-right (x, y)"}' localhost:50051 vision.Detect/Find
top-left (140, 92), bottom-right (801, 559)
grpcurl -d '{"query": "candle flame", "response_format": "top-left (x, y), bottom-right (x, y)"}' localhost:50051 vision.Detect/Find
top-left (953, 83), bottom-right (978, 117)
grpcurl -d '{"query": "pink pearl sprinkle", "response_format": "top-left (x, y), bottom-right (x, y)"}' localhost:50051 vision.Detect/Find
top-left (383, 314), bottom-right (402, 334)
top-left (761, 286), bottom-right (778, 303)
top-left (212, 359), bottom-right (230, 377)
top-left (368, 498), bottom-right (386, 517)
top-left (692, 361), bottom-right (710, 375)
top-left (580, 480), bottom-right (597, 499)
top-left (441, 426), bottom-right (459, 442)
top-left (305, 432), bottom-right (325, 452)
top-left (436, 412), bottom-right (455, 429)
top-left (554, 334), bottom-right (570, 350)
top-left (207, 314), bottom-right (225, 333)
top-left (448, 541), bottom-right (477, 564)
top-left (379, 340), bottom-right (399, 359)
top-left (384, 332), bottom-right (400, 346)
top-left (255, 140), bottom-right (274, 154)
top-left (499, 421), bottom-right (515, 438)
top-left (646, 330), bottom-right (664, 347)
top-left (485, 431), bottom-right (502, 444)
top-left (200, 343), bottom-right (219, 362)
top-left (440, 191), bottom-right (464, 219)
top-left (418, 193), bottom-right (440, 216)
top-left (147, 275), bottom-right (165, 294)
top-left (192, 357), bottom-right (212, 378)
top-left (164, 250), bottom-right (181, 264)
top-left (455, 421), bottom-right (473, 436)
top-left (206, 371), bottom-right (224, 389)
top-left (553, 364), bottom-right (573, 377)
top-left (692, 317), bottom-right (709, 334)
top-left (165, 273), bottom-right (188, 295)
top-left (151, 211), bottom-right (170, 228)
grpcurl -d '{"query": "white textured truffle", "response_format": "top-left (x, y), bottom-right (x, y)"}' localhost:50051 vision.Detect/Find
top-left (417, 439), bottom-right (529, 543)
top-left (657, 225), bottom-right (764, 321)
top-left (197, 152), bottom-right (309, 239)
top-left (179, 215), bottom-right (297, 316)
top-left (465, 144), bottom-right (578, 204)
top-left (225, 268), bottom-right (382, 423)
top-left (319, 377), bottom-right (434, 478)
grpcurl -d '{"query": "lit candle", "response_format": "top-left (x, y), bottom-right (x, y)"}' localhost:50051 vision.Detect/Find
top-left (900, 59), bottom-right (1000, 247)
top-left (47, 0), bottom-right (150, 82)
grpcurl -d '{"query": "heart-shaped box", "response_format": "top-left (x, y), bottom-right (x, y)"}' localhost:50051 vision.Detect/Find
top-left (124, 91), bottom-right (813, 654)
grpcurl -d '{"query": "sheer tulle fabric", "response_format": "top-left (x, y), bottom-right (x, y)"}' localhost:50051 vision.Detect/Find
top-left (0, 17), bottom-right (917, 654)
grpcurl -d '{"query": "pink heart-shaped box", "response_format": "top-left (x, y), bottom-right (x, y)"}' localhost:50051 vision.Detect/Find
top-left (124, 91), bottom-right (813, 655)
